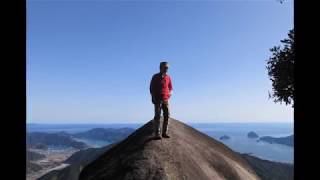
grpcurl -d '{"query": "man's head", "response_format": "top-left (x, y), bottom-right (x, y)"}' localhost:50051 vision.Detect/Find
top-left (160, 61), bottom-right (169, 74)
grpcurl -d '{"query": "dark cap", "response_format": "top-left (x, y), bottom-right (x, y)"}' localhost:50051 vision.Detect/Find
top-left (160, 61), bottom-right (169, 69)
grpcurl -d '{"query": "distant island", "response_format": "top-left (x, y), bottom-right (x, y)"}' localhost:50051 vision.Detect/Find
top-left (247, 131), bottom-right (259, 138)
top-left (219, 135), bottom-right (230, 140)
top-left (259, 135), bottom-right (293, 147)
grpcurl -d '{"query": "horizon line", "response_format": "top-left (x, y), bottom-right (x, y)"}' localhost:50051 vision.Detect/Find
top-left (27, 121), bottom-right (294, 125)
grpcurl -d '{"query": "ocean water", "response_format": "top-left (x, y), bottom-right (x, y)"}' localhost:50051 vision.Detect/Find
top-left (188, 123), bottom-right (293, 164)
top-left (72, 138), bottom-right (113, 148)
top-left (27, 122), bottom-right (293, 164)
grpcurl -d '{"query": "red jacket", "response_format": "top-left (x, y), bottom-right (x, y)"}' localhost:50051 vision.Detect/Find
top-left (150, 72), bottom-right (173, 103)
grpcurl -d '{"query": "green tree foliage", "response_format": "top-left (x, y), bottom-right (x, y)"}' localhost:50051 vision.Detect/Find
top-left (266, 29), bottom-right (294, 107)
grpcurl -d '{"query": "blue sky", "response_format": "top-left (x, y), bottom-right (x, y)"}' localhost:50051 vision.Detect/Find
top-left (27, 0), bottom-right (293, 124)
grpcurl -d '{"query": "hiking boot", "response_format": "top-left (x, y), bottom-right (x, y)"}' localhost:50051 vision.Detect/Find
top-left (162, 134), bottom-right (170, 138)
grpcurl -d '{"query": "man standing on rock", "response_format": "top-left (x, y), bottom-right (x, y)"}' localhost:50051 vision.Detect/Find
top-left (150, 61), bottom-right (173, 139)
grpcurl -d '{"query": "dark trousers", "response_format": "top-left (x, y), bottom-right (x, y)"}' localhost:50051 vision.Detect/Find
top-left (153, 100), bottom-right (170, 136)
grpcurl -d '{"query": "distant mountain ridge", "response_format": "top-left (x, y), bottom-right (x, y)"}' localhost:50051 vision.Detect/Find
top-left (259, 135), bottom-right (293, 147)
top-left (72, 127), bottom-right (135, 142)
top-left (27, 132), bottom-right (89, 150)
top-left (27, 127), bottom-right (135, 150)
